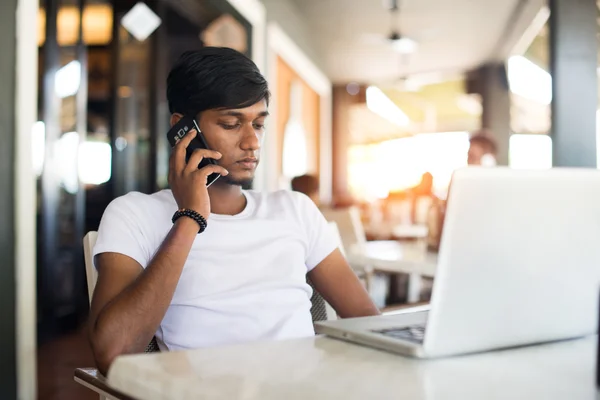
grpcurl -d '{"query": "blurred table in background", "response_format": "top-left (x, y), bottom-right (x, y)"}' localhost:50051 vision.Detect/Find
top-left (347, 240), bottom-right (437, 304)
top-left (365, 223), bottom-right (428, 241)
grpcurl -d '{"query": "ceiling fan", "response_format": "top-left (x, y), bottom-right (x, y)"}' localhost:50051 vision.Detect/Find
top-left (359, 0), bottom-right (418, 54)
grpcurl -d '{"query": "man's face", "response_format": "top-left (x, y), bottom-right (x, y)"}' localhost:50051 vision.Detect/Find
top-left (196, 100), bottom-right (268, 187)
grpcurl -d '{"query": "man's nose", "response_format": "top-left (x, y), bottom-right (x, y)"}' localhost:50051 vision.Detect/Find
top-left (240, 125), bottom-right (261, 151)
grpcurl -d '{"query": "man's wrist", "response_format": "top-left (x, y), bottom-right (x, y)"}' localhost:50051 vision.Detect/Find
top-left (173, 216), bottom-right (201, 233)
top-left (172, 209), bottom-right (208, 233)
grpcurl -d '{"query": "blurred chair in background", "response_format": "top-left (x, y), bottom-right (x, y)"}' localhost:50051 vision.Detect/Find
top-left (322, 207), bottom-right (391, 308)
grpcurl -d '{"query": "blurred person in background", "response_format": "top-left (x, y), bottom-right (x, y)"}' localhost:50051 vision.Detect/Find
top-left (409, 172), bottom-right (435, 224)
top-left (291, 174), bottom-right (320, 207)
top-left (467, 131), bottom-right (498, 166)
top-left (410, 172), bottom-right (434, 198)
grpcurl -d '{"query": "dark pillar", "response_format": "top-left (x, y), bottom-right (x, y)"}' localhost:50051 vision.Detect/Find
top-left (549, 0), bottom-right (597, 167)
top-left (479, 63), bottom-right (511, 166)
top-left (0, 0), bottom-right (18, 397)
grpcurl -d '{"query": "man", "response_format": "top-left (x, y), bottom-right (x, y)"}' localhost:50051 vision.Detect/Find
top-left (88, 47), bottom-right (379, 375)
top-left (290, 174), bottom-right (320, 206)
top-left (467, 131), bottom-right (498, 166)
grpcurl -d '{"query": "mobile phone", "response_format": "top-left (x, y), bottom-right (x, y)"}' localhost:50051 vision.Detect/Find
top-left (166, 116), bottom-right (220, 186)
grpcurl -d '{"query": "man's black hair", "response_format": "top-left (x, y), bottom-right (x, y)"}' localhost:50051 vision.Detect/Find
top-left (167, 47), bottom-right (270, 116)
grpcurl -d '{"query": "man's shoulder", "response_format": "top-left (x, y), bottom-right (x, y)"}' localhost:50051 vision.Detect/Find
top-left (105, 190), bottom-right (176, 218)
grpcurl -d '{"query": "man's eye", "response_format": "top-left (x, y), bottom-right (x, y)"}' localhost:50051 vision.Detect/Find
top-left (220, 124), bottom-right (239, 130)
top-left (253, 124), bottom-right (265, 130)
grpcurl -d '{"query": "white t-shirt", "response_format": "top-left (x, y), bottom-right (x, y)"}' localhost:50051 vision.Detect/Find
top-left (93, 189), bottom-right (338, 351)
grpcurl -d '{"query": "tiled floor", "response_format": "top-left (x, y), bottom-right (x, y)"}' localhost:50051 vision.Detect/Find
top-left (37, 324), bottom-right (97, 400)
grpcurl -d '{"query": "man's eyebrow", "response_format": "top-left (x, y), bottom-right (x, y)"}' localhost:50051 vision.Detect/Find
top-left (218, 110), bottom-right (270, 118)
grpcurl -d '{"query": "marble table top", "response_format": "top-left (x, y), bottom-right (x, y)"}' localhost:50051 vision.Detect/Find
top-left (107, 333), bottom-right (597, 400)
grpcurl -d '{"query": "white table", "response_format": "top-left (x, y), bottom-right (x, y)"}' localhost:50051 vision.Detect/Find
top-left (107, 334), bottom-right (597, 400)
top-left (391, 224), bottom-right (429, 239)
top-left (347, 240), bottom-right (438, 303)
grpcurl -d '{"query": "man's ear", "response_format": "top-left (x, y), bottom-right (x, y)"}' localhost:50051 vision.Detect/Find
top-left (170, 113), bottom-right (183, 128)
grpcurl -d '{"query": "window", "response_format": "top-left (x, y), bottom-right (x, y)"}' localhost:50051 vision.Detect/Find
top-left (509, 134), bottom-right (552, 169)
top-left (348, 132), bottom-right (469, 201)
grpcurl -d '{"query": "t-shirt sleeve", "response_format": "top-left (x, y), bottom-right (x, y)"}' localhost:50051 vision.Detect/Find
top-left (295, 194), bottom-right (340, 271)
top-left (92, 195), bottom-right (153, 269)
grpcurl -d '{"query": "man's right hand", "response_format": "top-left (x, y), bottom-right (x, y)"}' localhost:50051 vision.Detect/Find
top-left (168, 129), bottom-right (229, 219)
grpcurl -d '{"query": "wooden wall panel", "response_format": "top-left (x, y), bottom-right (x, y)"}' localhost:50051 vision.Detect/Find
top-left (275, 56), bottom-right (320, 181)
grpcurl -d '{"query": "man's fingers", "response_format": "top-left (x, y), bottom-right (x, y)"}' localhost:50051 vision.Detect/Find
top-left (196, 164), bottom-right (229, 180)
top-left (184, 149), bottom-right (222, 173)
top-left (171, 129), bottom-right (197, 173)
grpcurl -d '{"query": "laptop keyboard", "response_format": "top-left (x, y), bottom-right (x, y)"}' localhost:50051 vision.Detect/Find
top-left (373, 325), bottom-right (426, 344)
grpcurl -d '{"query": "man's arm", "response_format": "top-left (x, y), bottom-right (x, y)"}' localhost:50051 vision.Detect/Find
top-left (307, 249), bottom-right (380, 318)
top-left (89, 217), bottom-right (198, 375)
top-left (89, 128), bottom-right (228, 375)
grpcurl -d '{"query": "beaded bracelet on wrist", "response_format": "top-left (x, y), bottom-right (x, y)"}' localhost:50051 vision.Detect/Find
top-left (172, 209), bottom-right (207, 234)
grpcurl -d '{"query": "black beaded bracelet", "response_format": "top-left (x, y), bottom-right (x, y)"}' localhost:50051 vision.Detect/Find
top-left (172, 208), bottom-right (207, 234)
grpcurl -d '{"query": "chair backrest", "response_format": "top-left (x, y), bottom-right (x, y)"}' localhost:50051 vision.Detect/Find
top-left (83, 230), bottom-right (338, 323)
top-left (322, 206), bottom-right (366, 252)
top-left (83, 231), bottom-right (99, 306)
top-left (327, 221), bottom-right (345, 256)
top-left (83, 231), bottom-right (157, 353)
top-left (414, 196), bottom-right (433, 225)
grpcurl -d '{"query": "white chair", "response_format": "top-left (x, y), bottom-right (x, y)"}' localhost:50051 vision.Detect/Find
top-left (83, 231), bottom-right (98, 306)
top-left (327, 221), bottom-right (345, 255)
top-left (322, 206), bottom-right (367, 253)
top-left (83, 232), bottom-right (162, 355)
top-left (322, 207), bottom-right (375, 289)
top-left (81, 231), bottom-right (124, 400)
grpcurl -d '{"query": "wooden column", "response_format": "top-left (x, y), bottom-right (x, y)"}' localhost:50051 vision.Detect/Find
top-left (332, 84), bottom-right (364, 206)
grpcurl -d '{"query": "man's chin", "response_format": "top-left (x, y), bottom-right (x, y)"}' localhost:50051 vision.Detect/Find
top-left (217, 174), bottom-right (254, 188)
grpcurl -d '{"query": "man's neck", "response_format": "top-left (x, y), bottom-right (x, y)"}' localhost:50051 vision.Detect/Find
top-left (207, 183), bottom-right (247, 215)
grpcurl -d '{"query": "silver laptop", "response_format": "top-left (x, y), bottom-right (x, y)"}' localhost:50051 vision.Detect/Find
top-left (316, 167), bottom-right (600, 358)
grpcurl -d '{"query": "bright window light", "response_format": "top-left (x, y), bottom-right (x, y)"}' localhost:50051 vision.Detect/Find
top-left (507, 56), bottom-right (552, 105)
top-left (348, 131), bottom-right (470, 202)
top-left (55, 131), bottom-right (80, 194)
top-left (282, 120), bottom-right (308, 179)
top-left (32, 121), bottom-right (45, 177)
top-left (282, 81), bottom-right (309, 180)
top-left (55, 60), bottom-right (81, 98)
top-left (49, 133), bottom-right (112, 192)
top-left (509, 134), bottom-right (552, 169)
top-left (366, 86), bottom-right (410, 127)
top-left (79, 141), bottom-right (112, 185)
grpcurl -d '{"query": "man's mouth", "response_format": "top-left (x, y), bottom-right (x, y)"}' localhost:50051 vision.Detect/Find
top-left (237, 158), bottom-right (258, 169)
